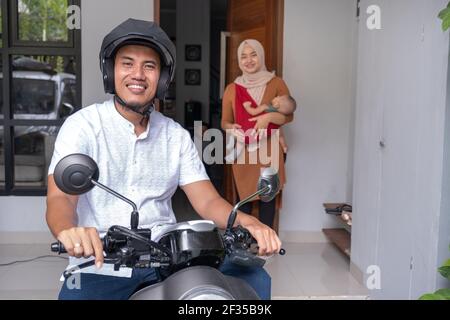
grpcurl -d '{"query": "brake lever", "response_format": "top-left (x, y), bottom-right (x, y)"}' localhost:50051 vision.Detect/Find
top-left (62, 257), bottom-right (120, 279)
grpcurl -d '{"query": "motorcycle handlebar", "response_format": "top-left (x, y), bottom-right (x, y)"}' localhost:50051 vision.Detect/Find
top-left (50, 241), bottom-right (66, 254)
top-left (51, 239), bottom-right (106, 255)
top-left (51, 240), bottom-right (286, 256)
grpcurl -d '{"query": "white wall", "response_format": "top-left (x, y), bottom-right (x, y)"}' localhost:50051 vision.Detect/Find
top-left (437, 49), bottom-right (450, 290)
top-left (175, 0), bottom-right (210, 125)
top-left (280, 0), bottom-right (358, 232)
top-left (0, 197), bottom-right (48, 232)
top-left (0, 0), bottom-right (154, 236)
top-left (351, 0), bottom-right (450, 299)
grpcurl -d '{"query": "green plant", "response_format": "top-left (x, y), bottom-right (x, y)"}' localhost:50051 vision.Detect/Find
top-left (439, 1), bottom-right (450, 31)
top-left (419, 246), bottom-right (450, 300)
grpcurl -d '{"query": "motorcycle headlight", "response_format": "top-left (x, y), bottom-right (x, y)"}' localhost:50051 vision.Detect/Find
top-left (180, 286), bottom-right (235, 300)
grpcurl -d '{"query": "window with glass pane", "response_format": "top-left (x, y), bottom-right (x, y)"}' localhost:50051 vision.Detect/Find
top-left (12, 55), bottom-right (78, 119)
top-left (14, 125), bottom-right (59, 187)
top-left (0, 0), bottom-right (80, 195)
top-left (18, 0), bottom-right (69, 43)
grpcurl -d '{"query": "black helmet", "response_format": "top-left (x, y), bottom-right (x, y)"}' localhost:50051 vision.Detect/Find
top-left (99, 18), bottom-right (176, 100)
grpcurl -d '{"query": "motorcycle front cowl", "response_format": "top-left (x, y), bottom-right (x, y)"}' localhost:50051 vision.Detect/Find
top-left (129, 265), bottom-right (260, 300)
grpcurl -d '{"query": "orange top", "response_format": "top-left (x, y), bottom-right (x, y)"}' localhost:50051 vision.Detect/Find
top-left (221, 77), bottom-right (293, 200)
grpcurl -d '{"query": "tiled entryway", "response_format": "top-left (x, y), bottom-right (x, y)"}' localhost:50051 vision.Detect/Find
top-left (0, 241), bottom-right (368, 300)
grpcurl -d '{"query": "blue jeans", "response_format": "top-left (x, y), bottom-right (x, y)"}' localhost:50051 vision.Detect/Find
top-left (58, 258), bottom-right (271, 300)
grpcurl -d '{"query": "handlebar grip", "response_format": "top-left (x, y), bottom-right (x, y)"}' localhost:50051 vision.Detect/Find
top-left (51, 241), bottom-right (66, 254)
top-left (51, 238), bottom-right (107, 255)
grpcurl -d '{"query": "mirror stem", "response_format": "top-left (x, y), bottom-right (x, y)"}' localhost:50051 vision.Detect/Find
top-left (91, 180), bottom-right (139, 229)
top-left (226, 186), bottom-right (271, 231)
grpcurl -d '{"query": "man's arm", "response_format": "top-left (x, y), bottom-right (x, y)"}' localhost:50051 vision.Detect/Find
top-left (46, 175), bottom-right (103, 267)
top-left (46, 175), bottom-right (78, 237)
top-left (181, 180), bottom-right (282, 256)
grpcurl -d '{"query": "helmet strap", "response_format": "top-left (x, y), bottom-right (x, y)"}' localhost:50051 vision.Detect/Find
top-left (114, 94), bottom-right (155, 125)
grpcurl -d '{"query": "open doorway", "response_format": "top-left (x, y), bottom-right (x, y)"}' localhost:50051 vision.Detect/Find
top-left (158, 0), bottom-right (227, 221)
top-left (158, 0), bottom-right (285, 221)
top-left (158, 0), bottom-right (227, 129)
top-left (157, 0), bottom-right (288, 235)
top-left (158, 0), bottom-right (228, 222)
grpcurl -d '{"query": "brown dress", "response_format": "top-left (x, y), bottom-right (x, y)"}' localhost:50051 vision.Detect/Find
top-left (221, 77), bottom-right (294, 215)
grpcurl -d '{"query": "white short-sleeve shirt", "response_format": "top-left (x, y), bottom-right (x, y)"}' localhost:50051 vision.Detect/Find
top-left (48, 99), bottom-right (209, 277)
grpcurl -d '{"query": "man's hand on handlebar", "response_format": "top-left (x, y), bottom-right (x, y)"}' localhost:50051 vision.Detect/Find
top-left (238, 215), bottom-right (282, 256)
top-left (57, 227), bottom-right (104, 268)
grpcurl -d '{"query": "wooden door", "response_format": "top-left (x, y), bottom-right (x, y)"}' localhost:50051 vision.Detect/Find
top-left (226, 0), bottom-right (284, 83)
top-left (223, 0), bottom-right (284, 231)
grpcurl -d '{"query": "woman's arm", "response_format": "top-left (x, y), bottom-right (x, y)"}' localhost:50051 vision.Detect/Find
top-left (221, 85), bottom-right (245, 140)
top-left (266, 111), bottom-right (293, 125)
top-left (274, 78), bottom-right (296, 125)
top-left (279, 127), bottom-right (288, 153)
top-left (243, 101), bottom-right (269, 116)
top-left (249, 111), bottom-right (294, 131)
top-left (248, 78), bottom-right (296, 129)
top-left (221, 85), bottom-right (235, 130)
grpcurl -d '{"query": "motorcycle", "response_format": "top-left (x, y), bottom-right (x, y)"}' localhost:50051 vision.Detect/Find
top-left (50, 153), bottom-right (285, 300)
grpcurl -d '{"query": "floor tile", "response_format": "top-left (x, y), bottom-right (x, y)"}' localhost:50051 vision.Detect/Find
top-left (0, 242), bottom-right (368, 300)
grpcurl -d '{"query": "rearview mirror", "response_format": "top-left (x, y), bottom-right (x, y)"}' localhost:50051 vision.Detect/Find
top-left (257, 167), bottom-right (280, 202)
top-left (53, 153), bottom-right (99, 195)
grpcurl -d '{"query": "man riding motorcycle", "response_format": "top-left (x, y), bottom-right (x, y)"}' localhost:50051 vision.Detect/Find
top-left (46, 18), bottom-right (281, 300)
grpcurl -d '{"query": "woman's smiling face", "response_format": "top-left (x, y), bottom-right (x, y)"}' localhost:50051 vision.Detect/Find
top-left (239, 44), bottom-right (260, 74)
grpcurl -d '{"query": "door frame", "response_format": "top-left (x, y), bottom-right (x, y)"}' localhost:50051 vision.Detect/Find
top-left (274, 0), bottom-right (284, 76)
top-left (226, 0), bottom-right (285, 77)
top-left (154, 0), bottom-right (283, 75)
top-left (154, 0), bottom-right (160, 25)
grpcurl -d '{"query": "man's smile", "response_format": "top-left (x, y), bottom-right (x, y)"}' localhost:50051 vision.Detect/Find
top-left (126, 83), bottom-right (147, 94)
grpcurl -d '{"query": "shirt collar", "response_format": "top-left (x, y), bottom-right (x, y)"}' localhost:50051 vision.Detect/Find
top-left (108, 99), bottom-right (152, 139)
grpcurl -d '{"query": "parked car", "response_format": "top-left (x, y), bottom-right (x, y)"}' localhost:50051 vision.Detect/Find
top-left (0, 57), bottom-right (78, 186)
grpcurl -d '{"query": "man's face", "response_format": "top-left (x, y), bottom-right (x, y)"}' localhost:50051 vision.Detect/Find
top-left (114, 45), bottom-right (161, 107)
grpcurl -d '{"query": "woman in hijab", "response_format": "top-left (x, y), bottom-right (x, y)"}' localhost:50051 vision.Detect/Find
top-left (221, 39), bottom-right (296, 230)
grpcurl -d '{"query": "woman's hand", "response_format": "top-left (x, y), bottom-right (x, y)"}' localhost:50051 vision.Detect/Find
top-left (227, 123), bottom-right (245, 141)
top-left (248, 113), bottom-right (273, 139)
top-left (279, 128), bottom-right (288, 153)
top-left (248, 113), bottom-right (271, 131)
